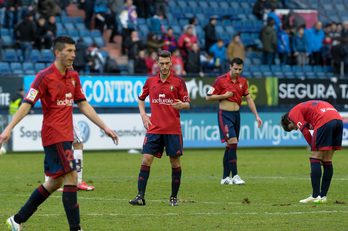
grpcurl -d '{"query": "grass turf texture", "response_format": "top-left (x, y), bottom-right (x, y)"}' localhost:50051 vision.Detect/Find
top-left (1, 148), bottom-right (347, 230)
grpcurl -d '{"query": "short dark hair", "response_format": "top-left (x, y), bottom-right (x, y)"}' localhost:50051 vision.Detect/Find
top-left (280, 112), bottom-right (292, 132)
top-left (53, 35), bottom-right (75, 55)
top-left (189, 17), bottom-right (196, 25)
top-left (230, 57), bottom-right (244, 66)
top-left (157, 50), bottom-right (171, 61)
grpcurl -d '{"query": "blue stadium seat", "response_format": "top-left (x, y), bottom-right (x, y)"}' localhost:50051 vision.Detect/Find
top-left (57, 29), bottom-right (68, 37)
top-left (184, 12), bottom-right (194, 19)
top-left (137, 18), bottom-right (146, 25)
top-left (171, 25), bottom-right (182, 36)
top-left (281, 65), bottom-right (292, 72)
top-left (68, 30), bottom-right (79, 37)
top-left (230, 2), bottom-right (240, 9)
top-left (292, 65), bottom-right (303, 72)
top-left (313, 65), bottom-right (324, 72)
top-left (171, 7), bottom-right (182, 18)
top-left (99, 50), bottom-right (109, 59)
top-left (64, 22), bottom-right (75, 30)
top-left (303, 65), bottom-right (313, 72)
top-left (0, 62), bottom-right (11, 73)
top-left (260, 65), bottom-right (271, 72)
top-left (73, 16), bottom-right (83, 23)
top-left (168, 1), bottom-right (177, 7)
top-left (209, 2), bottom-right (219, 8)
top-left (220, 33), bottom-right (230, 44)
top-left (253, 20), bottom-right (263, 32)
top-left (215, 25), bottom-right (224, 35)
top-left (1, 35), bottom-right (15, 47)
top-left (138, 24), bottom-right (149, 36)
top-left (56, 22), bottom-right (64, 30)
top-left (193, 7), bottom-right (203, 14)
top-left (61, 16), bottom-right (72, 23)
top-left (3, 49), bottom-right (19, 62)
top-left (94, 37), bottom-right (106, 47)
top-left (91, 30), bottom-right (102, 37)
top-left (232, 21), bottom-right (243, 33)
top-left (177, 1), bottom-right (188, 7)
top-left (241, 33), bottom-right (252, 46)
top-left (1, 28), bottom-right (10, 35)
top-left (34, 62), bottom-right (46, 72)
top-left (22, 62), bottom-right (34, 72)
top-left (199, 1), bottom-right (209, 8)
top-left (219, 2), bottom-right (229, 9)
top-left (56, 16), bottom-right (61, 22)
top-left (179, 18), bottom-right (189, 26)
top-left (243, 21), bottom-right (254, 32)
top-left (83, 37), bottom-right (93, 47)
top-left (10, 62), bottom-right (23, 74)
top-left (30, 49), bottom-right (41, 62)
top-left (250, 65), bottom-right (260, 72)
top-left (75, 22), bottom-right (87, 31)
top-left (324, 65), bottom-right (333, 73)
top-left (240, 2), bottom-right (250, 9)
top-left (271, 65), bottom-right (281, 72)
top-left (41, 49), bottom-right (55, 63)
top-left (79, 30), bottom-right (91, 37)
top-left (203, 8), bottom-right (215, 18)
top-left (214, 8), bottom-right (224, 18)
top-left (181, 7), bottom-right (192, 14)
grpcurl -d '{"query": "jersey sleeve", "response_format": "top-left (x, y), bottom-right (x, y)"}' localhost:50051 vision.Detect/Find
top-left (74, 75), bottom-right (86, 103)
top-left (288, 106), bottom-right (308, 132)
top-left (23, 73), bottom-right (47, 106)
top-left (242, 79), bottom-right (249, 96)
top-left (179, 78), bottom-right (191, 103)
top-left (207, 78), bottom-right (222, 96)
top-left (138, 79), bottom-right (149, 101)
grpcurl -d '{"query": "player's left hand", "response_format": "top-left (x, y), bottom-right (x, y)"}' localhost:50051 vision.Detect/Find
top-left (104, 127), bottom-right (119, 145)
top-left (172, 99), bottom-right (183, 110)
top-left (0, 128), bottom-right (11, 148)
top-left (256, 117), bottom-right (262, 128)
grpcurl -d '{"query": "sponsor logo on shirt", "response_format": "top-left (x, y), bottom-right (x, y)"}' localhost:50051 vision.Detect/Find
top-left (159, 94), bottom-right (165, 98)
top-left (152, 94), bottom-right (173, 105)
top-left (26, 88), bottom-right (38, 101)
top-left (57, 92), bottom-right (73, 106)
top-left (320, 108), bottom-right (337, 113)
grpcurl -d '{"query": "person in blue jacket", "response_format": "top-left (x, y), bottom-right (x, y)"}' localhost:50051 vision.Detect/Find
top-left (305, 21), bottom-right (325, 65)
top-left (209, 39), bottom-right (227, 69)
top-left (277, 25), bottom-right (292, 65)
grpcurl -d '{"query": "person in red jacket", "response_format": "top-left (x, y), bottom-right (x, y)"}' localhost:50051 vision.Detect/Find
top-left (281, 100), bottom-right (343, 204)
top-left (171, 48), bottom-right (186, 75)
top-left (178, 26), bottom-right (198, 58)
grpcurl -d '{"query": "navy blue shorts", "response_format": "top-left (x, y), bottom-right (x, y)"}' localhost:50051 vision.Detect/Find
top-left (141, 133), bottom-right (183, 158)
top-left (44, 141), bottom-right (76, 179)
top-left (312, 119), bottom-right (343, 151)
top-left (218, 110), bottom-right (240, 143)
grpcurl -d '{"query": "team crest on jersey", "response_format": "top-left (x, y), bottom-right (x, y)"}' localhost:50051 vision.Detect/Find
top-left (26, 88), bottom-right (38, 101)
top-left (170, 85), bottom-right (174, 91)
top-left (239, 84), bottom-right (243, 89)
top-left (71, 79), bottom-right (76, 87)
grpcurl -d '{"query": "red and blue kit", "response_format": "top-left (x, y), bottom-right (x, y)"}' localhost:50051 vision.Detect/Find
top-left (207, 72), bottom-right (249, 106)
top-left (23, 63), bottom-right (86, 146)
top-left (138, 72), bottom-right (190, 135)
top-left (289, 100), bottom-right (343, 150)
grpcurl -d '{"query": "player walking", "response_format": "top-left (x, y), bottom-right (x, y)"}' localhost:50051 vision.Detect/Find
top-left (0, 36), bottom-right (118, 231)
top-left (281, 100), bottom-right (342, 203)
top-left (206, 57), bottom-right (262, 185)
top-left (129, 50), bottom-right (190, 206)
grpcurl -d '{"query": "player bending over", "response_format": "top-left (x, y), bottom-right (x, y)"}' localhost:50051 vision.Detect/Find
top-left (281, 100), bottom-right (342, 203)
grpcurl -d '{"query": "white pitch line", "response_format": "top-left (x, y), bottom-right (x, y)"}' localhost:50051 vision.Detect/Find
top-left (33, 210), bottom-right (348, 217)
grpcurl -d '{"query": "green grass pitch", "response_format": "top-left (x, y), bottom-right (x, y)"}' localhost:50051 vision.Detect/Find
top-left (1, 148), bottom-right (347, 230)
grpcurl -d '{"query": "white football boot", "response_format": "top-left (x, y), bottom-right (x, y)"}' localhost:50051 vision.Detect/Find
top-left (300, 195), bottom-right (321, 203)
top-left (220, 177), bottom-right (233, 185)
top-left (231, 175), bottom-right (245, 185)
top-left (6, 216), bottom-right (23, 231)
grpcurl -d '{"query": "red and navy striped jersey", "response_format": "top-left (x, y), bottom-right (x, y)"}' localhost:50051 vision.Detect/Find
top-left (23, 63), bottom-right (86, 146)
top-left (289, 100), bottom-right (342, 131)
top-left (139, 72), bottom-right (190, 134)
top-left (207, 72), bottom-right (249, 106)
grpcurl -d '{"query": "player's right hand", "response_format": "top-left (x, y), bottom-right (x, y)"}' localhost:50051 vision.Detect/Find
top-left (104, 127), bottom-right (119, 145)
top-left (223, 91), bottom-right (234, 98)
top-left (0, 129), bottom-right (11, 148)
top-left (141, 114), bottom-right (152, 130)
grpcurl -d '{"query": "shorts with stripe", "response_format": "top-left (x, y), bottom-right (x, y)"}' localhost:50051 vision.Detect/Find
top-left (44, 141), bottom-right (76, 178)
top-left (73, 121), bottom-right (83, 143)
top-left (218, 110), bottom-right (240, 143)
top-left (141, 133), bottom-right (183, 158)
top-left (311, 119), bottom-right (343, 151)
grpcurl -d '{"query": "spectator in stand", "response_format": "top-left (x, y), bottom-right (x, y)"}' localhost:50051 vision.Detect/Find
top-left (153, 0), bottom-right (168, 19)
top-left (343, 38), bottom-right (348, 74)
top-left (322, 34), bottom-right (333, 66)
top-left (252, 0), bottom-right (271, 21)
top-left (38, 0), bottom-right (61, 18)
top-left (145, 51), bottom-right (159, 74)
top-left (88, 42), bottom-right (105, 73)
top-left (150, 13), bottom-right (164, 37)
top-left (178, 26), bottom-right (198, 60)
top-left (145, 32), bottom-right (169, 54)
top-left (330, 22), bottom-right (341, 46)
top-left (171, 48), bottom-right (186, 76)
top-left (204, 16), bottom-right (217, 52)
top-left (184, 17), bottom-right (197, 37)
top-left (341, 21), bottom-right (348, 39)
top-left (260, 18), bottom-right (277, 65)
top-left (80, 0), bottom-right (94, 29)
top-left (186, 43), bottom-right (204, 77)
top-left (4, 0), bottom-right (20, 29)
top-left (305, 21), bottom-right (325, 66)
top-left (331, 38), bottom-right (345, 75)
top-left (108, 0), bottom-right (123, 43)
top-left (267, 6), bottom-right (280, 33)
top-left (73, 38), bottom-right (91, 73)
top-left (136, 0), bottom-right (151, 18)
top-left (14, 11), bottom-right (36, 62)
top-left (117, 0), bottom-right (137, 55)
top-left (124, 30), bottom-right (144, 74)
top-left (35, 16), bottom-right (54, 50)
top-left (201, 51), bottom-right (216, 73)
top-left (226, 34), bottom-right (245, 62)
top-left (94, 0), bottom-right (108, 33)
top-left (46, 15), bottom-right (57, 38)
top-left (18, 0), bottom-right (35, 22)
top-left (337, 23), bottom-right (343, 35)
top-left (323, 23), bottom-right (331, 35)
top-left (292, 25), bottom-right (309, 66)
top-left (209, 39), bottom-right (227, 69)
top-left (277, 26), bottom-right (291, 65)
top-left (134, 50), bottom-right (148, 74)
top-left (162, 27), bottom-right (177, 52)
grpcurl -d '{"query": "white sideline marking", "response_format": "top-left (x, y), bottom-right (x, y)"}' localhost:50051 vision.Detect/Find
top-left (33, 210), bottom-right (348, 217)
